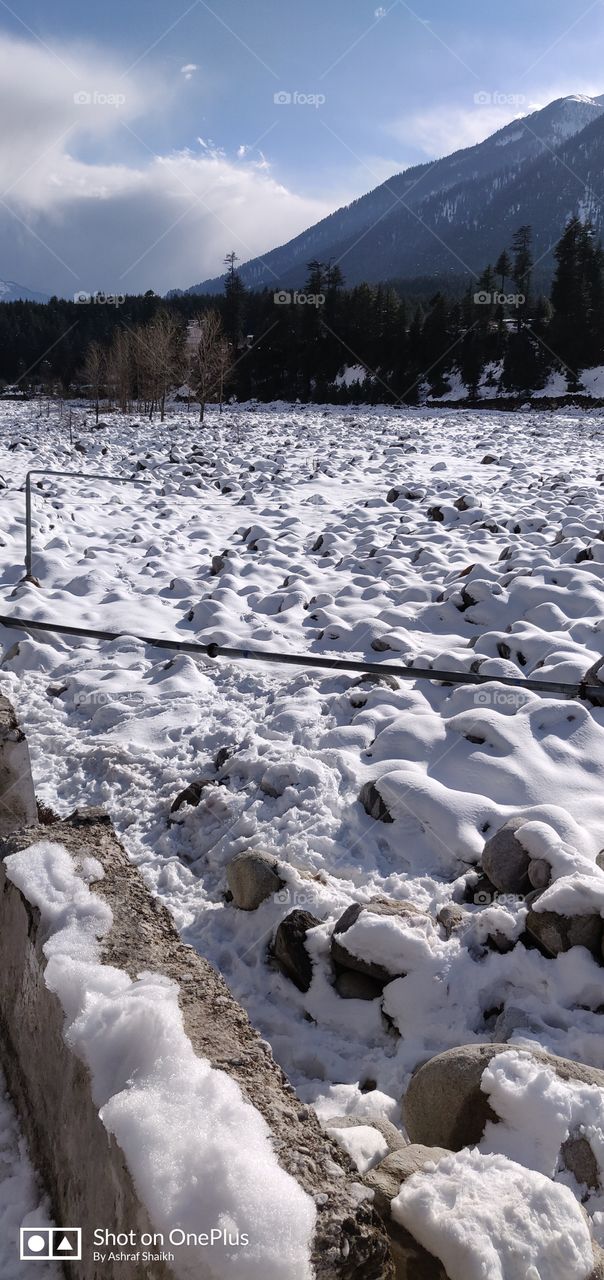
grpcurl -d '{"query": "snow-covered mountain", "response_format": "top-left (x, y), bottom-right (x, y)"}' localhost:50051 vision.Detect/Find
top-left (0, 279), bottom-right (49, 304)
top-left (182, 94), bottom-right (604, 295)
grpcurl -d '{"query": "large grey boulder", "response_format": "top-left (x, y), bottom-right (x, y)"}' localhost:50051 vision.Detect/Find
top-left (404, 1043), bottom-right (604, 1151)
top-left (331, 899), bottom-right (429, 983)
top-left (481, 817), bottom-right (531, 894)
top-left (525, 902), bottom-right (603, 958)
top-left (227, 850), bottom-right (284, 910)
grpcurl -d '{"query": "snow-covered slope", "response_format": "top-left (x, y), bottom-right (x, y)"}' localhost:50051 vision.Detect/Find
top-left (0, 280), bottom-right (49, 304)
top-left (182, 94), bottom-right (604, 294)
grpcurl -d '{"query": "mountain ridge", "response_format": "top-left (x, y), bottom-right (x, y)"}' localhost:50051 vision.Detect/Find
top-left (178, 94), bottom-right (604, 296)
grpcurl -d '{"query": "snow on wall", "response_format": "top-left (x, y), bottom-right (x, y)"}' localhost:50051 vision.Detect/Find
top-left (5, 841), bottom-right (316, 1280)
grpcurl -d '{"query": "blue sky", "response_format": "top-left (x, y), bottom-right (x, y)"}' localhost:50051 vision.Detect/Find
top-left (2, 0), bottom-right (604, 294)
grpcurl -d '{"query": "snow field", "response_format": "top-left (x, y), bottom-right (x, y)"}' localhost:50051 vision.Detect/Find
top-left (1, 402), bottom-right (604, 1274)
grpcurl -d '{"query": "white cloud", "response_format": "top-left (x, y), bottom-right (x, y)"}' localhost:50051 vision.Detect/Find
top-left (0, 34), bottom-right (332, 294)
top-left (180, 63), bottom-right (198, 80)
top-left (385, 103), bottom-right (529, 158)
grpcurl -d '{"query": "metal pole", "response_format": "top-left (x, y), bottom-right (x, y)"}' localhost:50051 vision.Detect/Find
top-left (25, 472), bottom-right (32, 579)
top-left (0, 612), bottom-right (602, 702)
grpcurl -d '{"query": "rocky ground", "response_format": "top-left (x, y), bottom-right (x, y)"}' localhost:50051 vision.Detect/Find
top-left (1, 401), bottom-right (604, 1277)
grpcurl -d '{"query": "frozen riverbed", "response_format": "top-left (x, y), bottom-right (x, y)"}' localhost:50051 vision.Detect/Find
top-left (1, 401), bottom-right (604, 1261)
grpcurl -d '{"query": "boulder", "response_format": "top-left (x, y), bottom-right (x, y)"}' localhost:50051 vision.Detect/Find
top-left (325, 1115), bottom-right (408, 1163)
top-left (334, 970), bottom-right (384, 1001)
top-left (358, 780), bottom-right (394, 823)
top-left (169, 778), bottom-right (212, 815)
top-left (528, 857), bottom-right (551, 890)
top-left (481, 817), bottom-right (531, 894)
top-left (436, 904), bottom-right (467, 937)
top-left (561, 1135), bottom-right (600, 1190)
top-left (273, 910), bottom-right (321, 992)
top-left (364, 1145), bottom-right (451, 1219)
top-left (331, 899), bottom-right (428, 983)
top-left (525, 903), bottom-right (603, 958)
top-left (226, 850), bottom-right (284, 911)
top-left (403, 1042), bottom-right (604, 1151)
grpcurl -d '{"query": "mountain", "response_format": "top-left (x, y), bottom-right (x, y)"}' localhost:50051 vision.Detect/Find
top-left (181, 94), bottom-right (604, 295)
top-left (0, 280), bottom-right (50, 304)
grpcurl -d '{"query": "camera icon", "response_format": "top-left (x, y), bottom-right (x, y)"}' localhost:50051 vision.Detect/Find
top-left (473, 688), bottom-right (491, 705)
top-left (473, 890), bottom-right (492, 905)
top-left (20, 1227), bottom-right (82, 1261)
top-left (474, 91), bottom-right (491, 105)
top-left (473, 290), bottom-right (492, 305)
top-left (274, 887), bottom-right (292, 905)
top-left (274, 91), bottom-right (292, 105)
top-left (274, 290), bottom-right (292, 305)
top-left (74, 291), bottom-right (92, 305)
top-left (73, 90), bottom-right (92, 105)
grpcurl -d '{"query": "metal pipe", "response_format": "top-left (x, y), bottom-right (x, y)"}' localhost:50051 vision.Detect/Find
top-left (0, 612), bottom-right (601, 701)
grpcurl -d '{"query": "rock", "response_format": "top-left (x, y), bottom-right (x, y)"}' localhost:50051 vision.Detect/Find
top-left (403, 1042), bottom-right (604, 1151)
top-left (169, 778), bottom-right (212, 814)
top-left (358, 781), bottom-right (394, 823)
top-left (582, 656), bottom-right (604, 706)
top-left (427, 505), bottom-right (444, 522)
top-left (463, 871), bottom-right (497, 906)
top-left (226, 851), bottom-right (284, 911)
top-left (331, 899), bottom-right (427, 983)
top-left (384, 1223), bottom-right (448, 1279)
top-left (357, 672), bottom-right (400, 691)
top-left (436, 904), bottom-right (467, 937)
top-left (273, 910), bottom-right (321, 992)
top-left (334, 970), bottom-right (384, 1000)
top-left (364, 1145), bottom-right (451, 1219)
top-left (386, 488), bottom-right (400, 503)
top-left (325, 1115), bottom-right (408, 1161)
top-left (561, 1135), bottom-right (600, 1189)
top-left (481, 454), bottom-right (498, 464)
top-left (492, 1005), bottom-right (537, 1042)
top-left (525, 903), bottom-right (603, 958)
top-left (528, 857), bottom-right (551, 890)
top-left (481, 817), bottom-right (531, 894)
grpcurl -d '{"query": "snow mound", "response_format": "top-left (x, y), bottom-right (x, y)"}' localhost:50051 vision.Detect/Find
top-left (392, 1148), bottom-right (594, 1280)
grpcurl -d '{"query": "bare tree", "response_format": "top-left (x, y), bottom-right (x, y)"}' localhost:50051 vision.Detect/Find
top-left (138, 310), bottom-right (185, 422)
top-left (107, 329), bottom-right (134, 413)
top-left (188, 310), bottom-right (226, 422)
top-left (82, 342), bottom-right (106, 423)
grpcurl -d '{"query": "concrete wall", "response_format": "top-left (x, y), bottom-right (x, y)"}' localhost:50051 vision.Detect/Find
top-left (0, 702), bottom-right (393, 1280)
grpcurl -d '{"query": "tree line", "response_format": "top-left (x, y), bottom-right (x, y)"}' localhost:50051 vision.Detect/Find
top-left (1, 218), bottom-right (602, 408)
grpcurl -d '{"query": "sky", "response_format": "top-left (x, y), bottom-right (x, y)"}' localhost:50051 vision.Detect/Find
top-left (2, 0), bottom-right (604, 296)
